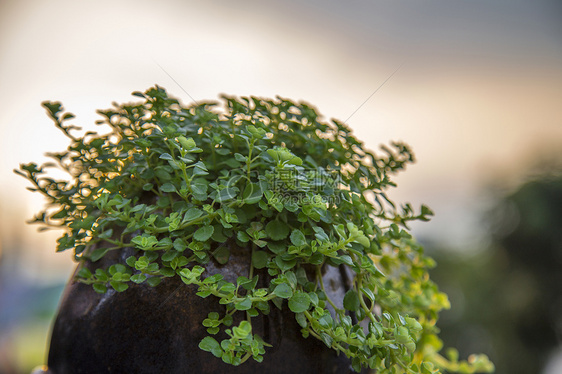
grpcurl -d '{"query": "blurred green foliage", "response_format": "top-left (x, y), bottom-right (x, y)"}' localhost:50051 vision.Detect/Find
top-left (430, 174), bottom-right (562, 374)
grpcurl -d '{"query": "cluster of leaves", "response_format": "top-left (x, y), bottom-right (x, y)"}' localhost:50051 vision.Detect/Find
top-left (17, 86), bottom-right (493, 373)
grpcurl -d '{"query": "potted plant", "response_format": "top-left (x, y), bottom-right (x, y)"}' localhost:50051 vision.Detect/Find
top-left (18, 86), bottom-right (494, 373)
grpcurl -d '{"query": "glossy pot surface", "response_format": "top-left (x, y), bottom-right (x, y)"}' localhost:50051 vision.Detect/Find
top-left (46, 244), bottom-right (360, 374)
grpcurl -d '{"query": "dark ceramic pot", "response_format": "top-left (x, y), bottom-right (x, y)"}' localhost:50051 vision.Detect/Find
top-left (42, 242), bottom-right (361, 374)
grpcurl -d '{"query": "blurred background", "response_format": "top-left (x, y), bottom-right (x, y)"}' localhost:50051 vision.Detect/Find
top-left (1, 0), bottom-right (561, 373)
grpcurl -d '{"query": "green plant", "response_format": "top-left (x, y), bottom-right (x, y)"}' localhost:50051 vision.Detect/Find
top-left (17, 86), bottom-right (494, 373)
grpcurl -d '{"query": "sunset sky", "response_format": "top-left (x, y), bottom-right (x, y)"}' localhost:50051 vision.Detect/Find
top-left (1, 0), bottom-right (561, 280)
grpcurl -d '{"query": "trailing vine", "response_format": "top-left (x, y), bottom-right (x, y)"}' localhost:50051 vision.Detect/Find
top-left (17, 86), bottom-right (493, 373)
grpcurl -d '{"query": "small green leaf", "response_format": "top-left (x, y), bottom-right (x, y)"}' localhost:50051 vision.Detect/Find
top-left (131, 274), bottom-right (147, 283)
top-left (421, 204), bottom-right (434, 217)
top-left (242, 183), bottom-right (263, 204)
top-left (194, 160), bottom-right (208, 170)
top-left (361, 287), bottom-right (376, 303)
top-left (108, 264), bottom-right (127, 275)
top-left (285, 271), bottom-right (297, 288)
top-left (131, 235), bottom-right (158, 250)
top-left (191, 178), bottom-right (208, 200)
top-left (339, 255), bottom-right (354, 267)
top-left (343, 289), bottom-right (360, 312)
top-left (171, 256), bottom-right (188, 270)
top-left (273, 283), bottom-right (293, 299)
top-left (199, 336), bottom-right (222, 358)
top-left (266, 220), bottom-right (290, 240)
top-left (237, 231), bottom-right (250, 243)
top-left (234, 153), bottom-right (247, 162)
top-left (288, 291), bottom-right (311, 313)
top-left (197, 290), bottom-right (212, 298)
top-left (211, 225), bottom-right (228, 242)
top-left (94, 269), bottom-right (109, 282)
top-left (178, 136), bottom-right (196, 150)
top-left (135, 257), bottom-right (149, 270)
top-left (268, 241), bottom-right (286, 254)
top-left (161, 250), bottom-right (178, 262)
top-left (154, 166), bottom-right (172, 182)
top-left (93, 284), bottom-right (107, 293)
top-left (288, 156), bottom-right (302, 165)
top-left (275, 256), bottom-right (297, 272)
top-left (395, 326), bottom-right (410, 344)
top-left (160, 183), bottom-right (176, 193)
top-left (173, 238), bottom-right (187, 252)
top-left (355, 234), bottom-right (370, 248)
top-left (110, 281), bottom-right (129, 292)
top-left (125, 256), bottom-right (136, 267)
top-left (320, 332), bottom-right (333, 348)
top-left (252, 250), bottom-right (269, 269)
top-left (217, 187), bottom-right (237, 202)
top-left (290, 229), bottom-right (306, 247)
top-left (235, 297), bottom-right (252, 311)
top-left (77, 267), bottom-right (92, 278)
top-left (160, 267), bottom-right (175, 277)
top-left (183, 207), bottom-right (203, 222)
top-left (237, 276), bottom-right (258, 290)
top-left (203, 274), bottom-right (224, 284)
top-left (212, 245), bottom-right (230, 265)
top-left (147, 276), bottom-right (162, 287)
top-left (90, 247), bottom-right (109, 262)
top-left (295, 312), bottom-right (307, 328)
top-left (232, 320), bottom-right (252, 339)
top-left (194, 225), bottom-right (214, 241)
top-left (312, 226), bottom-right (329, 241)
top-left (405, 317), bottom-right (423, 332)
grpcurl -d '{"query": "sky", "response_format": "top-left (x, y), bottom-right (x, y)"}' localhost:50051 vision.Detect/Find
top-left (1, 0), bottom-right (562, 280)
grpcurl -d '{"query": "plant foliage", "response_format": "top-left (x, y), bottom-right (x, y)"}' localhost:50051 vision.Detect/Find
top-left (17, 86), bottom-right (494, 373)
